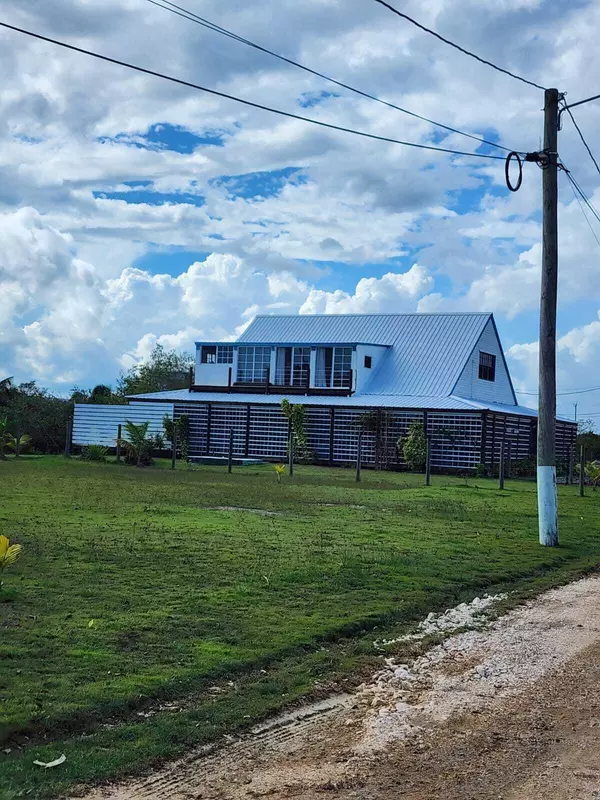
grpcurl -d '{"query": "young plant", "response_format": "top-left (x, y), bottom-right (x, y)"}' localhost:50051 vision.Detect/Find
top-left (274, 464), bottom-right (286, 483)
top-left (585, 460), bottom-right (600, 489)
top-left (398, 422), bottom-right (428, 471)
top-left (81, 444), bottom-right (108, 462)
top-left (0, 535), bottom-right (22, 591)
top-left (118, 420), bottom-right (152, 467)
top-left (6, 433), bottom-right (32, 455)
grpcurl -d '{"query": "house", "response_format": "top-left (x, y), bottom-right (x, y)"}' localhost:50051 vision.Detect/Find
top-left (73, 312), bottom-right (577, 472)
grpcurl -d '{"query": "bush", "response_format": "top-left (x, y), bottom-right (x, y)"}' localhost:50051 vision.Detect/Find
top-left (81, 445), bottom-right (108, 462)
top-left (398, 422), bottom-right (427, 470)
top-left (512, 456), bottom-right (536, 478)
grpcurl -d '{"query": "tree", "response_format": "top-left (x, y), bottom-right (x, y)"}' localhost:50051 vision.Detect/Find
top-left (117, 345), bottom-right (193, 397)
top-left (163, 413), bottom-right (190, 461)
top-left (281, 400), bottom-right (313, 462)
top-left (3, 382), bottom-right (71, 453)
top-left (398, 422), bottom-right (428, 471)
top-left (118, 420), bottom-right (152, 467)
top-left (70, 384), bottom-right (125, 405)
top-left (359, 409), bottom-right (395, 469)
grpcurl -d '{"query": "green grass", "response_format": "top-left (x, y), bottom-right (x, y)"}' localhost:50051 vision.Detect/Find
top-left (1, 456), bottom-right (599, 798)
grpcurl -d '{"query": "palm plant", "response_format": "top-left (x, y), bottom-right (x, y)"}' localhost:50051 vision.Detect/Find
top-left (585, 461), bottom-right (600, 490)
top-left (7, 432), bottom-right (32, 456)
top-left (274, 464), bottom-right (286, 483)
top-left (118, 420), bottom-right (152, 467)
top-left (0, 535), bottom-right (22, 591)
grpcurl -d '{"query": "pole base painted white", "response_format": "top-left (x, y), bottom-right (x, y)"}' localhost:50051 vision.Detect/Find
top-left (537, 465), bottom-right (558, 546)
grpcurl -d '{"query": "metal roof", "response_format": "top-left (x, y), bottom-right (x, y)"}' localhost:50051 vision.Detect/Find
top-left (127, 388), bottom-right (542, 416)
top-left (239, 312), bottom-right (491, 396)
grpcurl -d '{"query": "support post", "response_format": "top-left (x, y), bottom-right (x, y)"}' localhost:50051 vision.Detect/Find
top-left (228, 367), bottom-right (232, 391)
top-left (499, 440), bottom-right (505, 491)
top-left (188, 365), bottom-right (194, 389)
top-left (64, 418), bottom-right (72, 458)
top-left (288, 423), bottom-right (294, 477)
top-left (15, 422), bottom-right (21, 458)
top-left (425, 435), bottom-right (431, 486)
top-left (567, 447), bottom-right (574, 485)
top-left (265, 366), bottom-right (270, 395)
top-left (506, 441), bottom-right (512, 479)
top-left (116, 423), bottom-right (122, 463)
top-left (356, 430), bottom-right (363, 483)
top-left (537, 87), bottom-right (560, 546)
top-left (580, 444), bottom-right (585, 498)
top-left (228, 428), bottom-right (233, 474)
top-left (171, 423), bottom-right (177, 470)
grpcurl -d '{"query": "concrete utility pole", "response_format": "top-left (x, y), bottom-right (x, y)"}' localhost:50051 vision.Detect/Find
top-left (537, 88), bottom-right (560, 547)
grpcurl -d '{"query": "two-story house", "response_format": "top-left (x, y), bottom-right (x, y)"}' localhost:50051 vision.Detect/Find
top-left (73, 312), bottom-right (576, 472)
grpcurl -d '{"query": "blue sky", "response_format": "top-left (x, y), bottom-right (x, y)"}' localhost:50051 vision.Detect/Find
top-left (1, 0), bottom-right (600, 424)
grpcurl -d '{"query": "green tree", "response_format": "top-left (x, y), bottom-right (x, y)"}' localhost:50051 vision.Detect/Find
top-left (71, 384), bottom-right (125, 405)
top-left (398, 422), bottom-right (428, 471)
top-left (117, 345), bottom-right (193, 397)
top-left (281, 400), bottom-right (313, 462)
top-left (163, 413), bottom-right (190, 461)
top-left (118, 420), bottom-right (152, 467)
top-left (4, 382), bottom-right (71, 454)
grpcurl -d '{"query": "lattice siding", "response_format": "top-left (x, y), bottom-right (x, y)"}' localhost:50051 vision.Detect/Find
top-left (305, 407), bottom-right (333, 461)
top-left (209, 404), bottom-right (248, 455)
top-left (483, 413), bottom-right (535, 470)
top-left (174, 403), bottom-right (208, 456)
top-left (426, 413), bottom-right (483, 470)
top-left (248, 406), bottom-right (288, 459)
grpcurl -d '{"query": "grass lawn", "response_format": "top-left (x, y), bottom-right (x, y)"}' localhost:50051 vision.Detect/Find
top-left (1, 456), bottom-right (599, 798)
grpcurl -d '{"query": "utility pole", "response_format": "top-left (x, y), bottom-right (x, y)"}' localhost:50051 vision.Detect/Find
top-left (573, 402), bottom-right (578, 422)
top-left (537, 88), bottom-right (560, 547)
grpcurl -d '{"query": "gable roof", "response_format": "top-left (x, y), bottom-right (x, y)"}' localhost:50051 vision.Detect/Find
top-left (239, 312), bottom-right (492, 397)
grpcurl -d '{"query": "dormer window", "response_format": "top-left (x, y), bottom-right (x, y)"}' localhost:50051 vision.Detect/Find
top-left (478, 352), bottom-right (496, 382)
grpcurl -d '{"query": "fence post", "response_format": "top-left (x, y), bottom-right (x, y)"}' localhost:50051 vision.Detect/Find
top-left (506, 441), bottom-right (512, 479)
top-left (228, 428), bottom-right (234, 474)
top-left (288, 424), bottom-right (294, 477)
top-left (171, 423), bottom-right (177, 470)
top-left (580, 444), bottom-right (585, 497)
top-left (188, 365), bottom-right (194, 389)
top-left (116, 424), bottom-right (122, 463)
top-left (425, 435), bottom-right (431, 486)
top-left (15, 422), bottom-right (21, 458)
top-left (64, 418), bottom-right (72, 457)
top-left (567, 447), bottom-right (574, 485)
top-left (499, 441), bottom-right (505, 490)
top-left (356, 430), bottom-right (363, 482)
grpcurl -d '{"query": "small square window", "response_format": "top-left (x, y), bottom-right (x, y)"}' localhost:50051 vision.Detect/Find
top-left (201, 346), bottom-right (217, 364)
top-left (364, 355), bottom-right (372, 369)
top-left (478, 352), bottom-right (496, 381)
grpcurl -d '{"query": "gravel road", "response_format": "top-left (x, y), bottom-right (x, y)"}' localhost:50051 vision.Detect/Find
top-left (82, 573), bottom-right (600, 800)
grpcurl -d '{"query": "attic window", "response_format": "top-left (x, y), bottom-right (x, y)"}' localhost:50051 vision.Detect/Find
top-left (478, 352), bottom-right (496, 382)
top-left (364, 355), bottom-right (372, 369)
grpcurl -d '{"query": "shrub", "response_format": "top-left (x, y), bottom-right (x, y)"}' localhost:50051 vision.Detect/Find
top-left (81, 444), bottom-right (108, 462)
top-left (585, 460), bottom-right (600, 489)
top-left (274, 464), bottom-right (286, 483)
top-left (117, 420), bottom-right (154, 467)
top-left (6, 433), bottom-right (32, 454)
top-left (398, 422), bottom-right (427, 471)
top-left (512, 456), bottom-right (536, 478)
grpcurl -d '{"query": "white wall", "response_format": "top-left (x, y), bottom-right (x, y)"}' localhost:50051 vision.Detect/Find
top-left (452, 319), bottom-right (516, 404)
top-left (354, 345), bottom-right (389, 392)
top-left (73, 402), bottom-right (173, 446)
top-left (195, 363), bottom-right (233, 386)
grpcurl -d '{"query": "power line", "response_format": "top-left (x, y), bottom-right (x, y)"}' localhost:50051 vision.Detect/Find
top-left (562, 104), bottom-right (600, 178)
top-left (517, 386), bottom-right (600, 396)
top-left (562, 167), bottom-right (600, 248)
top-left (0, 21), bottom-right (509, 161)
top-left (564, 168), bottom-right (600, 227)
top-left (562, 92), bottom-right (600, 113)
top-left (371, 0), bottom-right (546, 92)
top-left (144, 0), bottom-right (518, 155)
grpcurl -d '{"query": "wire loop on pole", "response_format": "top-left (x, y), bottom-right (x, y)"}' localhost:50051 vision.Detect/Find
top-left (505, 151), bottom-right (523, 192)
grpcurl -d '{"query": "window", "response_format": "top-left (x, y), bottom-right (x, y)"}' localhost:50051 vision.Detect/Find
top-left (292, 347), bottom-right (311, 386)
top-left (333, 347), bottom-right (352, 387)
top-left (479, 351), bottom-right (496, 382)
top-left (364, 355), bottom-right (372, 369)
top-left (236, 346), bottom-right (271, 383)
top-left (201, 345), bottom-right (217, 364)
top-left (217, 345), bottom-right (234, 364)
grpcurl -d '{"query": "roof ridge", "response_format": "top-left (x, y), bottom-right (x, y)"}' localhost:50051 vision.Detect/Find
top-left (252, 312), bottom-right (492, 319)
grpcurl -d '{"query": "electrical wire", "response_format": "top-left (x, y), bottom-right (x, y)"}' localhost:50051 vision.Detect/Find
top-left (562, 92), bottom-right (600, 113)
top-left (562, 103), bottom-right (600, 178)
top-left (563, 166), bottom-right (600, 248)
top-left (517, 387), bottom-right (600, 396)
top-left (371, 0), bottom-right (546, 92)
top-left (0, 21), bottom-right (510, 160)
top-left (563, 167), bottom-right (600, 227)
top-left (144, 0), bottom-right (518, 155)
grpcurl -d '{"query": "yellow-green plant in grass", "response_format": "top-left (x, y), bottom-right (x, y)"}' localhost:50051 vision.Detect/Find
top-left (0, 534), bottom-right (22, 591)
top-left (7, 432), bottom-right (32, 454)
top-left (585, 460), bottom-right (600, 489)
top-left (274, 464), bottom-right (286, 483)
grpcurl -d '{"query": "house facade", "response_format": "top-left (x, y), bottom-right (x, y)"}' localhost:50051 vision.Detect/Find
top-left (73, 312), bottom-right (577, 473)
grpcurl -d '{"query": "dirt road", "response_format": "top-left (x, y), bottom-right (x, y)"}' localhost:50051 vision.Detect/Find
top-left (83, 574), bottom-right (600, 800)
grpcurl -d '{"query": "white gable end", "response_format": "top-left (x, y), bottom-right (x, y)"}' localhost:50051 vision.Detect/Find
top-left (452, 318), bottom-right (516, 405)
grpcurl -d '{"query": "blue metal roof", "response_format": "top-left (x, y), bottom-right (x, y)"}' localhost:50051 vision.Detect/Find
top-left (239, 313), bottom-right (491, 397)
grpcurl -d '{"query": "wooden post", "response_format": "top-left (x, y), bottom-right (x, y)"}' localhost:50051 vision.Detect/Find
top-left (64, 418), bottom-right (72, 457)
top-left (288, 423), bottom-right (294, 477)
top-left (171, 423), bottom-right (177, 470)
top-left (499, 440), bottom-right (505, 490)
top-left (537, 88), bottom-right (560, 546)
top-left (116, 424), bottom-right (122, 463)
top-left (265, 366), bottom-right (270, 395)
top-left (580, 444), bottom-right (585, 498)
top-left (188, 365), bottom-right (194, 389)
top-left (506, 441), bottom-right (512, 479)
top-left (15, 422), bottom-right (21, 458)
top-left (356, 430), bottom-right (363, 482)
top-left (567, 447), bottom-right (574, 485)
top-left (425, 435), bottom-right (431, 486)
top-left (227, 428), bottom-right (233, 474)
top-left (228, 367), bottom-right (232, 391)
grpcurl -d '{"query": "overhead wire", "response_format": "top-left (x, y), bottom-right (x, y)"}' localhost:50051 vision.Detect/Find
top-left (371, 0), bottom-right (546, 91)
top-left (143, 0), bottom-right (519, 155)
top-left (0, 21), bottom-right (510, 160)
top-left (563, 166), bottom-right (600, 227)
top-left (517, 386), bottom-right (600, 396)
top-left (562, 166), bottom-right (600, 248)
top-left (561, 103), bottom-right (600, 178)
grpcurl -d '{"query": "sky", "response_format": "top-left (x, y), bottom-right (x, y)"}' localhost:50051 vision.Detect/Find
top-left (0, 0), bottom-right (599, 424)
